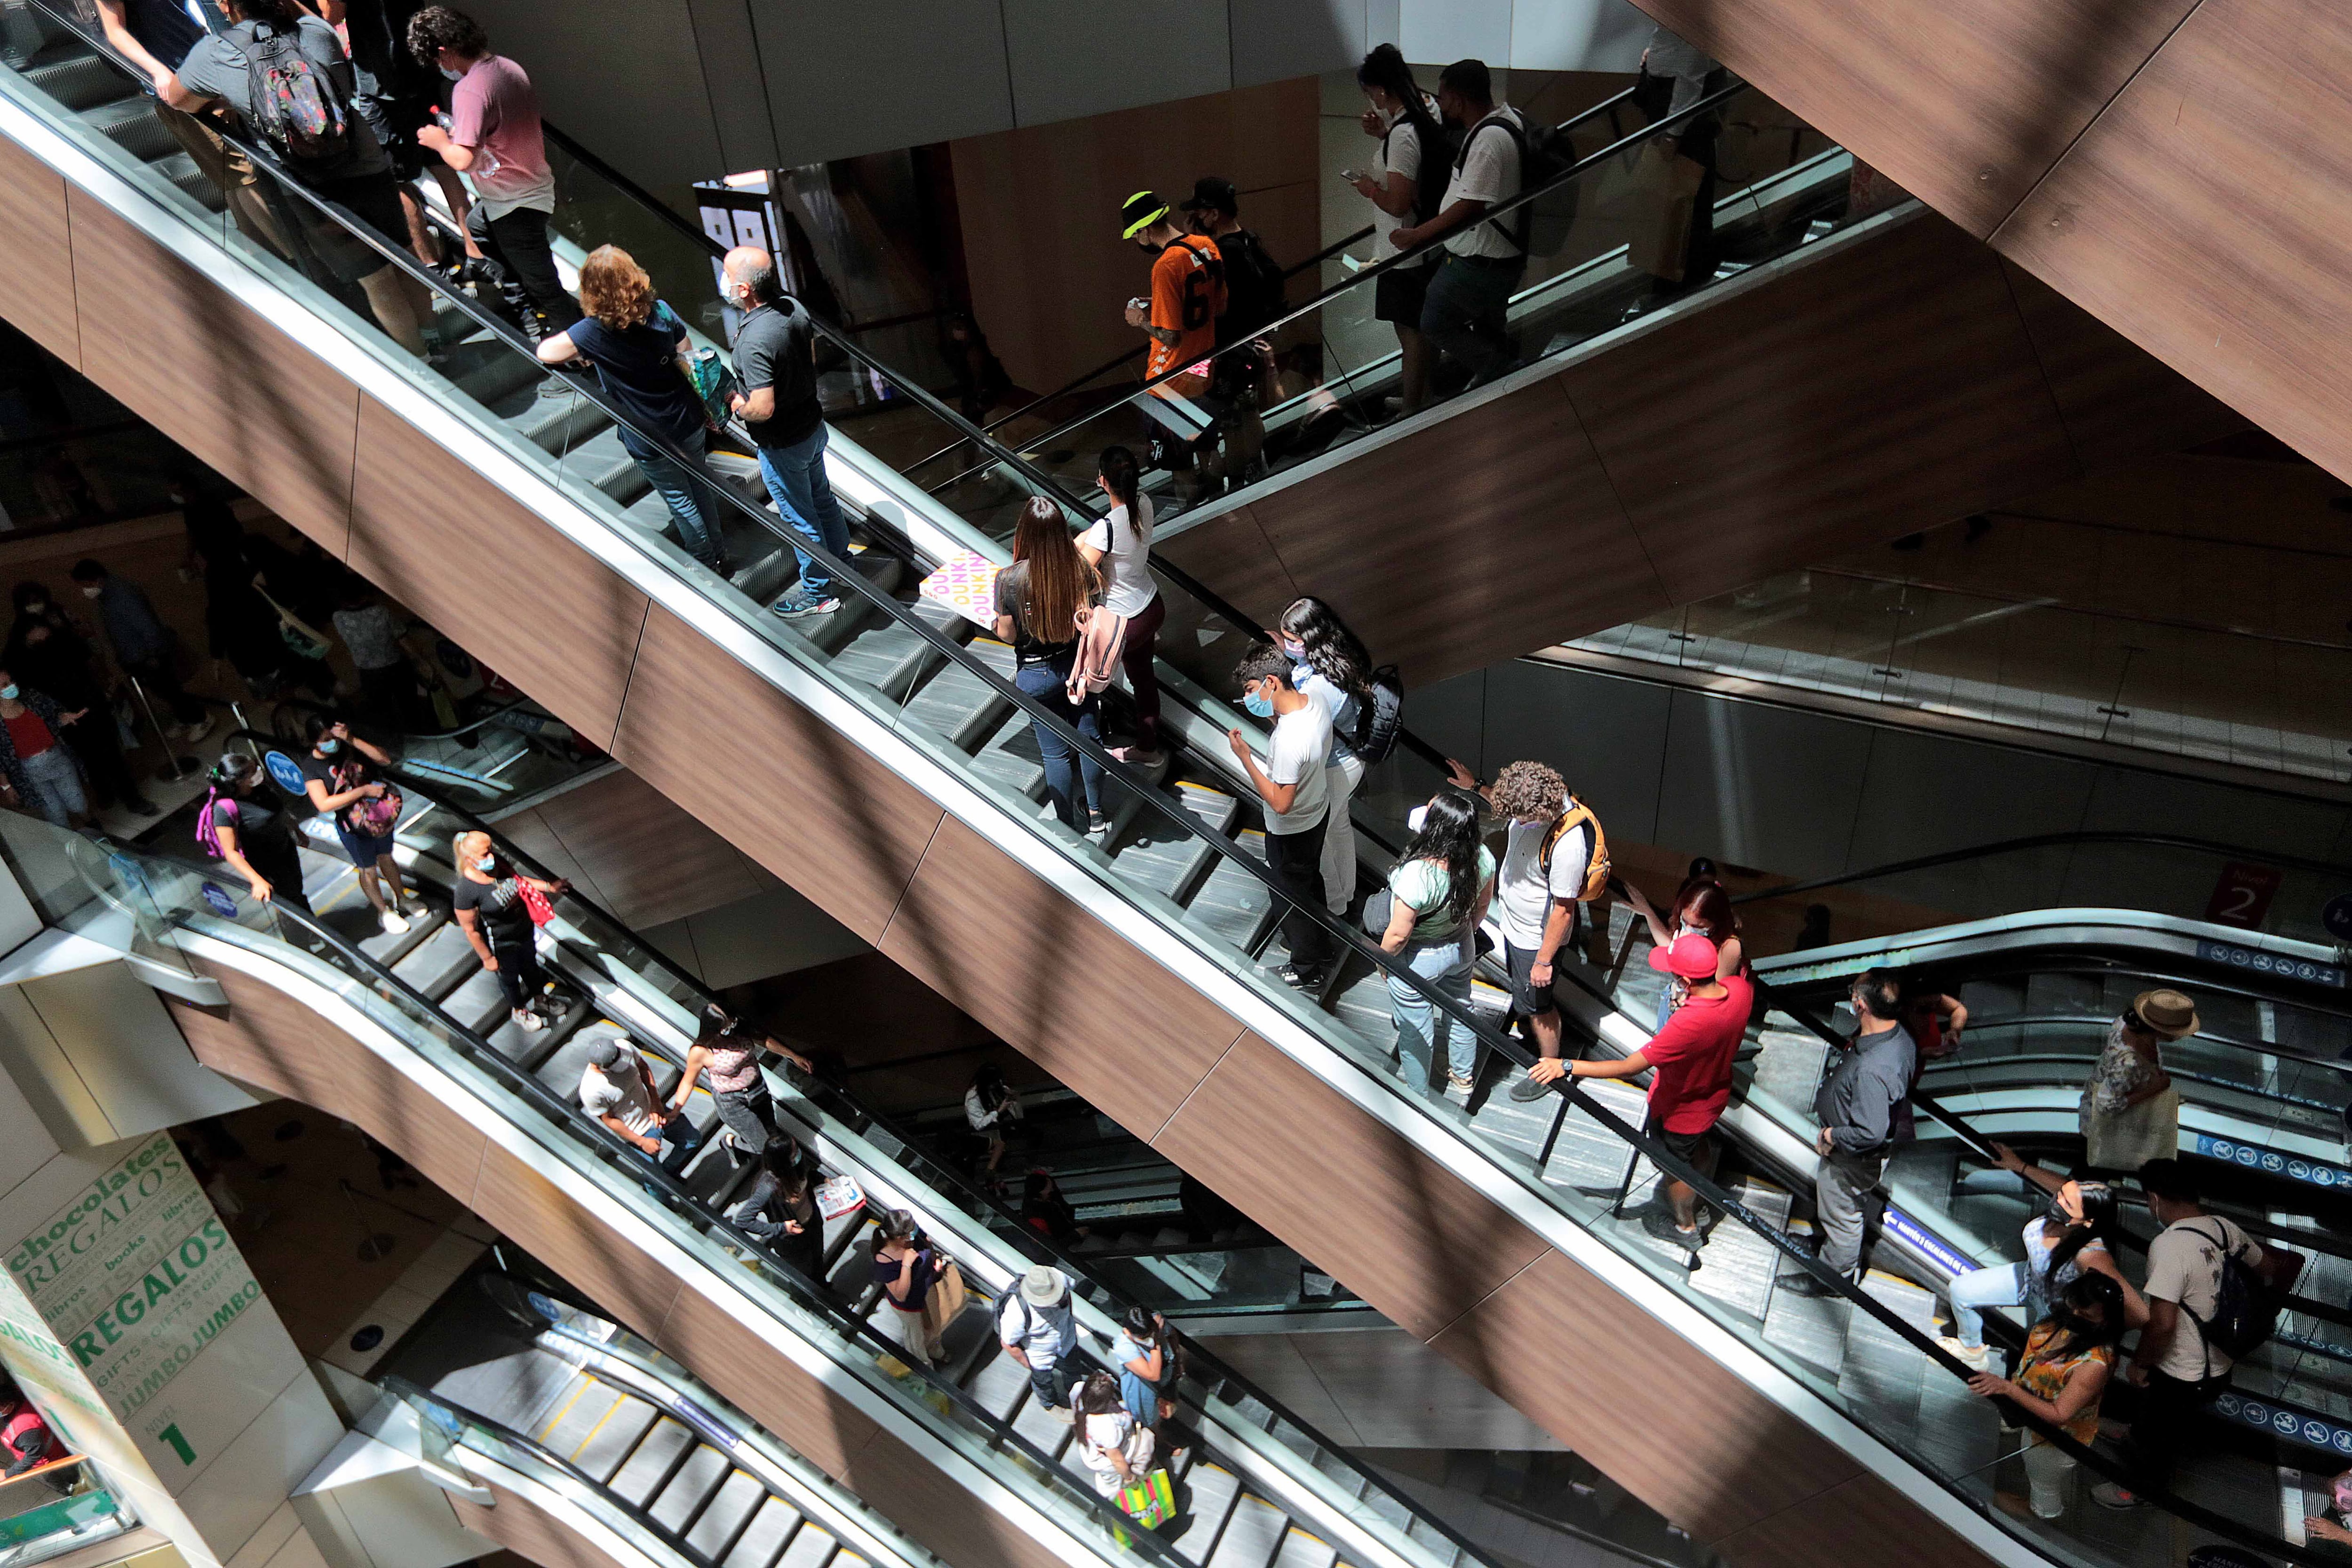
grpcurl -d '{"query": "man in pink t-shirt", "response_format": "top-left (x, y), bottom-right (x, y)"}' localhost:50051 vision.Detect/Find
top-left (408, 6), bottom-right (581, 335)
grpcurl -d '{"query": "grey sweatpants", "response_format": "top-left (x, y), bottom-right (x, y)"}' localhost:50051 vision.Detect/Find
top-left (1815, 1147), bottom-right (1887, 1276)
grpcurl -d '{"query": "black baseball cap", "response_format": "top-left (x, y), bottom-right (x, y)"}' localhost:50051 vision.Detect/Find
top-left (1179, 176), bottom-right (1239, 217)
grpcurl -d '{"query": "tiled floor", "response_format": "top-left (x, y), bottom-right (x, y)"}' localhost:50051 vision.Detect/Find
top-left (197, 1102), bottom-right (493, 1370)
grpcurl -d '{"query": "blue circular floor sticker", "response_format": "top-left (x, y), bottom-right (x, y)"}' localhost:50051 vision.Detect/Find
top-left (263, 750), bottom-right (307, 796)
top-left (199, 882), bottom-right (238, 917)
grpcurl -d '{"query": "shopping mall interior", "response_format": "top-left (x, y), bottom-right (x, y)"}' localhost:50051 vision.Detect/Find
top-left (0, 3), bottom-right (2341, 1568)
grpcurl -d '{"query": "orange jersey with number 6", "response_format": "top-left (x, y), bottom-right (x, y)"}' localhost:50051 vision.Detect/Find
top-left (1147, 235), bottom-right (1225, 382)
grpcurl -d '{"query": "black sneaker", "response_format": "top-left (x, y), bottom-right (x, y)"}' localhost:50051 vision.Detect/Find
top-left (1273, 963), bottom-right (1326, 990)
top-left (1640, 1210), bottom-right (1702, 1250)
top-left (1508, 1074), bottom-right (1554, 1103)
top-left (1774, 1269), bottom-right (1850, 1298)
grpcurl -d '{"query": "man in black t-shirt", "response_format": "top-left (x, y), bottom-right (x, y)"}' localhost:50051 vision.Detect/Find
top-left (722, 245), bottom-right (850, 621)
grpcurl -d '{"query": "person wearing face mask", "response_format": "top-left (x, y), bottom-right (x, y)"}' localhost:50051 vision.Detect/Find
top-left (296, 716), bottom-right (419, 934)
top-left (1390, 58), bottom-right (1526, 391)
top-left (0, 670), bottom-right (91, 828)
top-left (198, 753), bottom-right (310, 923)
top-left (1939, 1145), bottom-right (2146, 1372)
top-left (450, 828), bottom-right (567, 1032)
top-left (7, 583), bottom-right (155, 818)
top-left (1967, 1273), bottom-right (2127, 1520)
top-left (1274, 597), bottom-right (1372, 916)
top-left (68, 560), bottom-right (214, 744)
top-left (2306, 1469), bottom-right (2352, 1549)
top-left (1227, 643), bottom-right (1335, 988)
top-left (721, 245), bottom-right (849, 620)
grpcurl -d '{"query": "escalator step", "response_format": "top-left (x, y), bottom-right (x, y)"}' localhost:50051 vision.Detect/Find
top-left (391, 920), bottom-right (488, 1001)
top-left (1267, 1528), bottom-right (1337, 1568)
top-left (901, 638), bottom-right (1013, 750)
top-left (683, 1470), bottom-right (769, 1562)
top-left (608, 1417), bottom-right (696, 1507)
top-left (1179, 832), bottom-right (1274, 952)
top-left (1171, 1462), bottom-right (1242, 1566)
top-left (1205, 1493), bottom-right (1289, 1568)
top-left (774, 1520), bottom-right (839, 1568)
top-left (969, 710), bottom-right (1047, 804)
top-left (532, 1377), bottom-right (619, 1457)
top-left (828, 621), bottom-right (933, 703)
top-left (647, 1442), bottom-right (734, 1532)
top-left (723, 1497), bottom-right (805, 1568)
top-left (566, 1393), bottom-right (660, 1484)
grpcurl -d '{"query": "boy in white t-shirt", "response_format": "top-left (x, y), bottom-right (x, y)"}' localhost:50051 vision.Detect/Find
top-left (1229, 644), bottom-right (1335, 987)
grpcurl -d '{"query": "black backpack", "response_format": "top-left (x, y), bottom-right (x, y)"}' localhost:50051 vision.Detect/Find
top-left (1215, 228), bottom-right (1287, 342)
top-left (1458, 111), bottom-right (1579, 256)
top-left (1348, 664), bottom-right (1405, 764)
top-left (239, 20), bottom-right (350, 165)
top-left (1386, 111), bottom-right (1461, 230)
top-left (2178, 1220), bottom-right (2286, 1370)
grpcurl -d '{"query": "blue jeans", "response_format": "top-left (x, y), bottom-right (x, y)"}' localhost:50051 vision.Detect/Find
top-left (1420, 254), bottom-right (1525, 389)
top-left (1389, 934), bottom-right (1475, 1086)
top-left (626, 429), bottom-right (727, 571)
top-left (653, 1114), bottom-right (705, 1178)
top-left (1014, 664), bottom-right (1102, 827)
top-left (756, 424), bottom-right (850, 598)
top-left (1946, 1261), bottom-right (2026, 1350)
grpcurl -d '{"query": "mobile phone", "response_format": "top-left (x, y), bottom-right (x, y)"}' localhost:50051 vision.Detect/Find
top-left (1338, 169), bottom-right (1362, 184)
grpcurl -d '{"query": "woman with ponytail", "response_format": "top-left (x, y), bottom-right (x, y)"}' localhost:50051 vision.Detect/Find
top-left (1076, 446), bottom-right (1165, 764)
top-left (1376, 789), bottom-right (1494, 1092)
top-left (995, 498), bottom-right (1108, 834)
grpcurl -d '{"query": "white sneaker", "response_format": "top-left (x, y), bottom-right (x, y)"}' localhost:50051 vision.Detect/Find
top-left (378, 909), bottom-right (411, 935)
top-left (1046, 1404), bottom-right (1075, 1425)
top-left (180, 715), bottom-right (217, 745)
top-left (1937, 1337), bottom-right (1991, 1372)
top-left (514, 1010), bottom-right (546, 1033)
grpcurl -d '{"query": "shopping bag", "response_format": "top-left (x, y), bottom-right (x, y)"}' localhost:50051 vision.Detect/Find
top-left (815, 1175), bottom-right (865, 1221)
top-left (917, 551), bottom-right (1002, 629)
top-left (1115, 1467), bottom-right (1176, 1528)
top-left (1624, 141), bottom-right (1705, 281)
top-left (921, 1259), bottom-right (968, 1343)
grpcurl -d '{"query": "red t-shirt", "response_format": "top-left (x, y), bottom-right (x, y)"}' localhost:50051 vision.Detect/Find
top-left (4, 709), bottom-right (53, 761)
top-left (1644, 974), bottom-right (1753, 1133)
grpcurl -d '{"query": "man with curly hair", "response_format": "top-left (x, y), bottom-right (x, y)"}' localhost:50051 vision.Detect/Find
top-left (1446, 756), bottom-right (1596, 1099)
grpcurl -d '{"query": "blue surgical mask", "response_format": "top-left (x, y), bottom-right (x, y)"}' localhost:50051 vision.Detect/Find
top-left (318, 738), bottom-right (341, 755)
top-left (1242, 689), bottom-right (1274, 718)
top-left (1279, 637), bottom-right (1304, 660)
top-left (0, 686), bottom-right (18, 701)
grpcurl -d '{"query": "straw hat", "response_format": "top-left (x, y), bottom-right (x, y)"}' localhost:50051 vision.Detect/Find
top-left (2129, 988), bottom-right (2199, 1040)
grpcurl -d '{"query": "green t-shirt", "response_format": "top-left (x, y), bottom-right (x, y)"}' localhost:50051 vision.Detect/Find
top-left (1388, 846), bottom-right (1496, 940)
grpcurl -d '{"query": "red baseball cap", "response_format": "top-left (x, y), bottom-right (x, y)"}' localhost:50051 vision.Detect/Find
top-left (1647, 933), bottom-right (1719, 980)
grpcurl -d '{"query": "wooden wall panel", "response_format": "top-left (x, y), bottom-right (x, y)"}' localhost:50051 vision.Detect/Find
top-left (166, 962), bottom-right (488, 1203)
top-left (494, 768), bottom-right (763, 930)
top-left (838, 1426), bottom-right (1080, 1568)
top-left (1149, 1031), bottom-right (1550, 1341)
top-left (1173, 377), bottom-right (1667, 687)
top-left (1423, 1248), bottom-right (1863, 1544)
top-left (1150, 503), bottom-right (1301, 634)
top-left (469, 1143), bottom-right (685, 1345)
top-left (1990, 0), bottom-right (2352, 486)
top-left (607, 604), bottom-right (945, 945)
top-left (446, 1479), bottom-right (634, 1568)
top-left (345, 394), bottom-right (648, 752)
top-left (1996, 262), bottom-right (2244, 473)
top-left (652, 1286), bottom-right (880, 1478)
top-left (0, 133), bottom-right (79, 368)
top-left (876, 813), bottom-right (1246, 1140)
top-left (1627, 0), bottom-right (2199, 238)
top-left (1557, 211), bottom-right (2077, 613)
top-left (1705, 1469), bottom-right (2001, 1568)
top-left (65, 191), bottom-right (359, 550)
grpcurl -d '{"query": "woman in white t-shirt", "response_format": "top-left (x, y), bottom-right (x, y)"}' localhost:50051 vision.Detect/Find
top-left (1351, 45), bottom-right (1445, 415)
top-left (1075, 446), bottom-right (1164, 764)
top-left (1072, 1370), bottom-right (1155, 1497)
top-left (1277, 597), bottom-right (1373, 915)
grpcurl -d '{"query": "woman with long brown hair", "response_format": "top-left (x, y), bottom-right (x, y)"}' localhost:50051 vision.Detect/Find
top-left (993, 497), bottom-right (1107, 834)
top-left (538, 246), bottom-right (731, 575)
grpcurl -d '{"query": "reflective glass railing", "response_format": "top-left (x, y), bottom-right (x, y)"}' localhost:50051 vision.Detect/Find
top-left (901, 82), bottom-right (1865, 540)
top-left (0, 1458), bottom-right (131, 1568)
top-left (0, 22), bottom-right (2325, 1562)
top-left (1567, 568), bottom-right (2352, 784)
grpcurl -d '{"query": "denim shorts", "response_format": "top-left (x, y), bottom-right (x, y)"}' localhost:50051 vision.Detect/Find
top-left (335, 824), bottom-right (397, 866)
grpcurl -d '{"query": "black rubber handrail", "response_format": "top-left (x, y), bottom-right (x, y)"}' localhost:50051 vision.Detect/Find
top-left (252, 690), bottom-right (540, 745)
top-left (1730, 830), bottom-right (2352, 907)
top-left (148, 885), bottom-right (1188, 1567)
top-left (1924, 1050), bottom-right (2347, 1113)
top-left (23, 34), bottom-right (2324, 1560)
top-left (929, 79), bottom-right (1748, 488)
top-left (309, 740), bottom-right (1490, 1568)
top-left (898, 81), bottom-right (1645, 480)
top-left (1916, 1011), bottom-right (2352, 1075)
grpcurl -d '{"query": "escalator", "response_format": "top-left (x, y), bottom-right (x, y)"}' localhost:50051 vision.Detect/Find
top-left (16, 771), bottom-right (1517, 1568)
top-left (0, 16), bottom-right (2320, 1568)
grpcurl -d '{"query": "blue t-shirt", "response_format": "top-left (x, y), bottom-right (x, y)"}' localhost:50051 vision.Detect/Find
top-left (566, 301), bottom-right (703, 451)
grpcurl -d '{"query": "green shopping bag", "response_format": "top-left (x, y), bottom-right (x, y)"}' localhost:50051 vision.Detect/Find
top-left (1116, 1468), bottom-right (1176, 1529)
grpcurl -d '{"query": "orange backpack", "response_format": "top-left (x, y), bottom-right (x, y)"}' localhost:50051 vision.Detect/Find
top-left (1538, 797), bottom-right (1612, 901)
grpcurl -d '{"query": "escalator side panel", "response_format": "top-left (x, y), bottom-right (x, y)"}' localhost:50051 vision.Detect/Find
top-left (162, 955), bottom-right (1084, 1568)
top-left (448, 1472), bottom-right (642, 1568)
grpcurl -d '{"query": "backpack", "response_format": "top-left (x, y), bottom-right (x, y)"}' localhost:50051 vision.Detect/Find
top-left (1458, 111), bottom-right (1580, 257)
top-left (1537, 797), bottom-right (1612, 901)
top-left (1347, 665), bottom-right (1405, 765)
top-left (195, 788), bottom-right (233, 861)
top-left (1215, 228), bottom-right (1287, 342)
top-left (1385, 111), bottom-right (1460, 231)
top-left (2177, 1220), bottom-right (2285, 1370)
top-left (239, 20), bottom-right (350, 165)
top-left (334, 760), bottom-right (401, 836)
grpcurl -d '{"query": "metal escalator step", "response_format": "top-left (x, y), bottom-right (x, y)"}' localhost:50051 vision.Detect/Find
top-left (1171, 1462), bottom-right (1242, 1566)
top-left (531, 1376), bottom-right (613, 1452)
top-left (773, 1520), bottom-right (838, 1568)
top-left (23, 52), bottom-right (135, 111)
top-left (969, 710), bottom-right (1047, 803)
top-left (722, 1496), bottom-right (804, 1568)
top-left (1205, 1492), bottom-right (1289, 1568)
top-left (607, 1417), bottom-right (696, 1507)
top-left (1268, 1527), bottom-right (1337, 1568)
top-left (1323, 958), bottom-right (1396, 1055)
top-left (682, 1470), bottom-right (769, 1562)
top-left (1179, 831), bottom-right (1274, 952)
top-left (647, 1442), bottom-right (735, 1533)
top-left (388, 920), bottom-right (483, 998)
top-left (569, 1393), bottom-right (661, 1485)
top-left (900, 639), bottom-right (1012, 749)
top-left (1108, 784), bottom-right (1230, 901)
top-left (961, 1344), bottom-right (1032, 1424)
top-left (827, 620), bottom-right (932, 703)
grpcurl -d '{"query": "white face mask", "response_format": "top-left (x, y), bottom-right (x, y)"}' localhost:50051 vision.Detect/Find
top-left (79, 585), bottom-right (101, 599)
